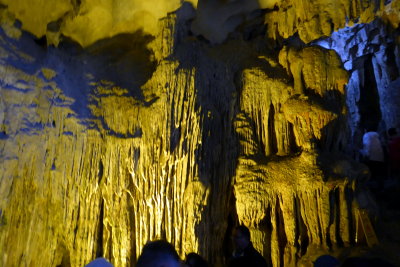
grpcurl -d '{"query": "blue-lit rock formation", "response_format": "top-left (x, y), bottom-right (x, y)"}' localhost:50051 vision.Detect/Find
top-left (0, 1), bottom-right (399, 266)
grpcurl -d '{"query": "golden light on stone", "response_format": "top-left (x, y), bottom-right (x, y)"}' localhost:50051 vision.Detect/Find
top-left (0, 0), bottom-right (399, 267)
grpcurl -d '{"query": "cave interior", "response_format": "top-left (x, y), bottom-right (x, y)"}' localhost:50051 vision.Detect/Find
top-left (0, 0), bottom-right (400, 266)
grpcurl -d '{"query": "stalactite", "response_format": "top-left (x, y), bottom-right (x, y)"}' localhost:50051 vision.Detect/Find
top-left (265, 0), bottom-right (385, 44)
top-left (1, 1), bottom-right (399, 266)
top-left (234, 43), bottom-right (366, 266)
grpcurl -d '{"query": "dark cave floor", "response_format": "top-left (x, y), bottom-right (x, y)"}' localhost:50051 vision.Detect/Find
top-left (341, 177), bottom-right (400, 266)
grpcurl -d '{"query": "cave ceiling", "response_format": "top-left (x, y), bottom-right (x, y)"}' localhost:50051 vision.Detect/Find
top-left (0, 0), bottom-right (399, 47)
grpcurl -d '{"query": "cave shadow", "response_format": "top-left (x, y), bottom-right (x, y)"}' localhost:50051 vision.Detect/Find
top-left (167, 1), bottom-right (308, 262)
top-left (358, 54), bottom-right (382, 132)
top-left (314, 100), bottom-right (354, 181)
top-left (81, 31), bottom-right (156, 99)
top-left (0, 23), bottom-right (156, 137)
top-left (313, 107), bottom-right (366, 250)
top-left (165, 1), bottom-right (286, 263)
top-left (54, 30), bottom-right (157, 121)
top-left (57, 32), bottom-right (156, 138)
top-left (166, 2), bottom-right (262, 263)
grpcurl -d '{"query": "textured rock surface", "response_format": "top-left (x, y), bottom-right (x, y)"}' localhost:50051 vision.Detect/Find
top-left (0, 13), bottom-right (237, 266)
top-left (0, 0), bottom-right (398, 46)
top-left (234, 45), bottom-right (354, 266)
top-left (317, 18), bottom-right (400, 153)
top-left (0, 1), bottom-right (399, 267)
top-left (0, 0), bottom-right (198, 47)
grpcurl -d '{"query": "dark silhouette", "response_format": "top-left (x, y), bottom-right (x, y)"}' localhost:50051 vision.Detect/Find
top-left (136, 240), bottom-right (181, 267)
top-left (313, 255), bottom-right (339, 267)
top-left (388, 128), bottom-right (400, 179)
top-left (85, 257), bottom-right (113, 267)
top-left (185, 252), bottom-right (209, 267)
top-left (342, 257), bottom-right (395, 267)
top-left (228, 225), bottom-right (268, 267)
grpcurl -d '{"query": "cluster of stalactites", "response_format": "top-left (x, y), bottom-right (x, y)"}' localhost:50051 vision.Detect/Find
top-left (233, 40), bottom-right (358, 265)
top-left (236, 46), bottom-right (348, 158)
top-left (234, 154), bottom-right (355, 267)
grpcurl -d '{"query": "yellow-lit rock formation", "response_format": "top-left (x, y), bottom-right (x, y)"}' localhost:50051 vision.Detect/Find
top-left (0, 1), bottom-right (399, 267)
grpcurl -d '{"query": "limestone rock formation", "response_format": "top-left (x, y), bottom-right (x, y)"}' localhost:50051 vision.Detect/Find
top-left (317, 19), bottom-right (400, 148)
top-left (0, 1), bottom-right (399, 267)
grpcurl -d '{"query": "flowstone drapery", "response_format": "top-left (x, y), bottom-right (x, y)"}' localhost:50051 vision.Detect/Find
top-left (0, 1), bottom-right (399, 266)
top-left (234, 45), bottom-right (360, 266)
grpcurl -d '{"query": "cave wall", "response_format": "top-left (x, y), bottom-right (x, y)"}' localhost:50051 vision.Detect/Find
top-left (0, 10), bottom-right (238, 266)
top-left (0, 1), bottom-right (399, 267)
top-left (317, 19), bottom-right (400, 151)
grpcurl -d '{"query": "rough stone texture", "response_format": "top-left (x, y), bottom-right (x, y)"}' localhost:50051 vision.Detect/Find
top-left (0, 12), bottom-right (237, 266)
top-left (317, 19), bottom-right (400, 153)
top-left (0, 0), bottom-right (198, 47)
top-left (264, 0), bottom-right (382, 43)
top-left (234, 45), bottom-right (355, 266)
top-left (0, 0), bottom-right (398, 46)
top-left (0, 1), bottom-right (399, 267)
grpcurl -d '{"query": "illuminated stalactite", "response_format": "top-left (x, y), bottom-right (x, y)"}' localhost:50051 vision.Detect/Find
top-left (0, 1), bottom-right (399, 267)
top-left (0, 13), bottom-right (237, 266)
top-left (233, 45), bottom-right (363, 266)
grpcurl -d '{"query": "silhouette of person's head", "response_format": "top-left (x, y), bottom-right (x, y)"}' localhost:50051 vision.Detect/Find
top-left (313, 255), bottom-right (339, 267)
top-left (232, 225), bottom-right (251, 252)
top-left (137, 240), bottom-right (181, 267)
top-left (85, 257), bottom-right (113, 267)
top-left (185, 252), bottom-right (209, 267)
